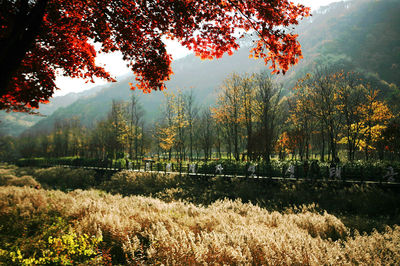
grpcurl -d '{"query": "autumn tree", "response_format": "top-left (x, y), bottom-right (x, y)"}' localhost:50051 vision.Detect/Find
top-left (184, 90), bottom-right (198, 161)
top-left (88, 120), bottom-right (110, 160)
top-left (17, 132), bottom-right (38, 158)
top-left (291, 68), bottom-right (396, 162)
top-left (240, 73), bottom-right (256, 160)
top-left (336, 72), bottom-right (366, 161)
top-left (213, 73), bottom-right (243, 161)
top-left (16, 116), bottom-right (86, 158)
top-left (275, 131), bottom-right (296, 160)
top-left (381, 118), bottom-right (400, 160)
top-left (253, 72), bottom-right (284, 161)
top-left (294, 69), bottom-right (344, 161)
top-left (213, 72), bottom-right (284, 161)
top-left (66, 117), bottom-right (85, 157)
top-left (357, 85), bottom-right (393, 160)
top-left (85, 99), bottom-right (146, 160)
top-left (86, 100), bottom-right (130, 160)
top-left (157, 92), bottom-right (177, 160)
top-left (0, 136), bottom-right (17, 160)
top-left (287, 92), bottom-right (314, 161)
top-left (0, 0), bottom-right (309, 111)
top-left (110, 100), bottom-right (130, 158)
top-left (173, 90), bottom-right (188, 161)
top-left (127, 93), bottom-right (144, 161)
top-left (198, 108), bottom-right (214, 161)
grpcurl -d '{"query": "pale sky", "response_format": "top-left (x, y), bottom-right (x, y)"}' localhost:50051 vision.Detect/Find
top-left (54, 0), bottom-right (340, 96)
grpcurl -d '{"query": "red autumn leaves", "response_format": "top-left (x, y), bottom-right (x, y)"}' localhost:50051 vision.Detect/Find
top-left (0, 0), bottom-right (309, 111)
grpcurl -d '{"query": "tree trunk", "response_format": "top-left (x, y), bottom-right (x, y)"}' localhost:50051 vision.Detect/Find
top-left (320, 126), bottom-right (325, 162)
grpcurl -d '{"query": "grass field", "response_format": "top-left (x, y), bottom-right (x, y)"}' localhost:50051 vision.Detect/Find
top-left (1, 163), bottom-right (400, 264)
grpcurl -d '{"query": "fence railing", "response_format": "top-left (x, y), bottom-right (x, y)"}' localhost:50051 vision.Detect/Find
top-left (12, 158), bottom-right (400, 185)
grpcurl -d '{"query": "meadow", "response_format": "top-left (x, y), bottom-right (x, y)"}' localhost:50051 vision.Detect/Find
top-left (1, 163), bottom-right (400, 264)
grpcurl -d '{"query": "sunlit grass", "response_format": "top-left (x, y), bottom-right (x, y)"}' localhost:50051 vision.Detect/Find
top-left (1, 186), bottom-right (399, 264)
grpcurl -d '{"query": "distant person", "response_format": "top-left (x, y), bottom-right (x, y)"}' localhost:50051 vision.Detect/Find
top-left (383, 166), bottom-right (398, 182)
top-left (248, 164), bottom-right (256, 177)
top-left (285, 164), bottom-right (295, 178)
top-left (215, 164), bottom-right (223, 174)
top-left (166, 163), bottom-right (172, 172)
top-left (189, 163), bottom-right (196, 174)
top-left (329, 161), bottom-right (336, 179)
top-left (335, 166), bottom-right (342, 180)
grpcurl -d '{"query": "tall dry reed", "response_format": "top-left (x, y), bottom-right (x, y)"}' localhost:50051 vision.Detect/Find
top-left (1, 186), bottom-right (399, 264)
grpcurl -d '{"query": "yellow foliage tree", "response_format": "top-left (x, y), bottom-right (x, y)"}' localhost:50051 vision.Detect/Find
top-left (357, 86), bottom-right (393, 159)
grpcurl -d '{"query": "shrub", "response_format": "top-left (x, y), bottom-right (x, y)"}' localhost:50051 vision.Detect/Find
top-left (0, 165), bottom-right (39, 188)
top-left (2, 175), bottom-right (39, 187)
top-left (0, 201), bottom-right (107, 266)
top-left (2, 232), bottom-right (105, 265)
top-left (33, 167), bottom-right (95, 190)
top-left (101, 170), bottom-right (180, 196)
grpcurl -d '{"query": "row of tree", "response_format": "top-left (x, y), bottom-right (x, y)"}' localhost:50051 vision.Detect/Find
top-left (16, 96), bottom-right (146, 161)
top-left (2, 68), bottom-right (400, 162)
top-left (288, 69), bottom-right (396, 162)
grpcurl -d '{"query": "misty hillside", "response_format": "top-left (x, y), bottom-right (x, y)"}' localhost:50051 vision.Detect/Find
top-left (0, 86), bottom-right (103, 136)
top-left (24, 43), bottom-right (267, 134)
top-left (2, 0), bottom-right (399, 137)
top-left (277, 0), bottom-right (400, 88)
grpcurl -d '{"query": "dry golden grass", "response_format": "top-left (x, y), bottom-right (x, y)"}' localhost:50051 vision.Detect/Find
top-left (0, 165), bottom-right (39, 188)
top-left (1, 186), bottom-right (399, 265)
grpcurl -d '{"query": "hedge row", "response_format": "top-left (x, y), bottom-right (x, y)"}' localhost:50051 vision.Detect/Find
top-left (14, 158), bottom-right (400, 182)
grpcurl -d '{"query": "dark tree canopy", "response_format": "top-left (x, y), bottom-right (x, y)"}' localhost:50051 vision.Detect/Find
top-left (0, 0), bottom-right (310, 111)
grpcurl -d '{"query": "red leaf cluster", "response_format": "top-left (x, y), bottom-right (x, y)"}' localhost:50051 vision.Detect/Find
top-left (0, 0), bottom-right (309, 111)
